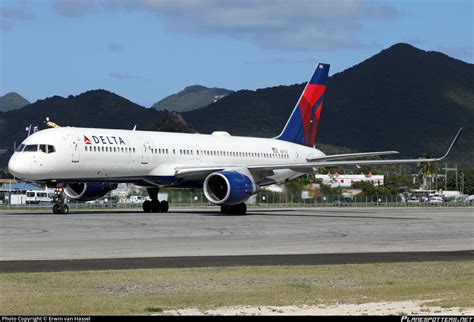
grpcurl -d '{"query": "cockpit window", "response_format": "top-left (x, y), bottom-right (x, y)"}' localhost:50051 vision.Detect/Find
top-left (16, 144), bottom-right (25, 152)
top-left (39, 144), bottom-right (56, 154)
top-left (23, 145), bottom-right (38, 152)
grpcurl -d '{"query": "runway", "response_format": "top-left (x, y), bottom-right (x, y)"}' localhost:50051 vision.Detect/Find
top-left (0, 207), bottom-right (472, 271)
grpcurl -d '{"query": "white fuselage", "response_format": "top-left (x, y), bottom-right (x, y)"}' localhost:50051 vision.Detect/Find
top-left (8, 127), bottom-right (325, 187)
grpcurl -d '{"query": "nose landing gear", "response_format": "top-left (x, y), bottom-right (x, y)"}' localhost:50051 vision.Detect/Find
top-left (143, 188), bottom-right (169, 213)
top-left (52, 186), bottom-right (69, 215)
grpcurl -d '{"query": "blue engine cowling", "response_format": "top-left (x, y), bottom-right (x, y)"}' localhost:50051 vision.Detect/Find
top-left (64, 182), bottom-right (118, 202)
top-left (203, 171), bottom-right (257, 205)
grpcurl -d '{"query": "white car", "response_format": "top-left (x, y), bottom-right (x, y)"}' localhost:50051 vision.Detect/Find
top-left (407, 196), bottom-right (420, 203)
top-left (429, 196), bottom-right (444, 204)
top-left (467, 195), bottom-right (474, 205)
top-left (128, 195), bottom-right (150, 204)
top-left (25, 190), bottom-right (53, 204)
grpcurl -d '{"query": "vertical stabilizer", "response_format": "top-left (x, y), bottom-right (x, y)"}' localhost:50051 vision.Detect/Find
top-left (276, 63), bottom-right (330, 147)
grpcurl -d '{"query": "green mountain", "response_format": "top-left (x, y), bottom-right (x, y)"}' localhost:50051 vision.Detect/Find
top-left (182, 43), bottom-right (473, 166)
top-left (0, 90), bottom-right (170, 168)
top-left (0, 92), bottom-right (30, 112)
top-left (152, 85), bottom-right (233, 112)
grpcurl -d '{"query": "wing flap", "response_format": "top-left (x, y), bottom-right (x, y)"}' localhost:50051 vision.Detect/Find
top-left (306, 151), bottom-right (398, 162)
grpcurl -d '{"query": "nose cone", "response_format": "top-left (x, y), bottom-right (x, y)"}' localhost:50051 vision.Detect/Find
top-left (8, 154), bottom-right (30, 179)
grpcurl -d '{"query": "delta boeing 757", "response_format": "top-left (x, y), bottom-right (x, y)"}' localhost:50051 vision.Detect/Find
top-left (8, 63), bottom-right (462, 215)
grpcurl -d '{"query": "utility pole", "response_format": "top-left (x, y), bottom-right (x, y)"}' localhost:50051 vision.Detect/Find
top-left (455, 164), bottom-right (458, 191)
top-left (443, 163), bottom-right (459, 191)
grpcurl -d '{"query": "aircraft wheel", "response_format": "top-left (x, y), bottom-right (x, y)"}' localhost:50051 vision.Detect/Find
top-left (151, 199), bottom-right (161, 213)
top-left (220, 203), bottom-right (246, 215)
top-left (237, 203), bottom-right (247, 215)
top-left (52, 204), bottom-right (60, 214)
top-left (220, 205), bottom-right (231, 215)
top-left (160, 200), bottom-right (169, 213)
top-left (59, 204), bottom-right (69, 215)
top-left (143, 200), bottom-right (152, 213)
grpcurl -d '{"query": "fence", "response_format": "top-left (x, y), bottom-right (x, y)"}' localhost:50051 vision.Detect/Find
top-left (0, 190), bottom-right (472, 210)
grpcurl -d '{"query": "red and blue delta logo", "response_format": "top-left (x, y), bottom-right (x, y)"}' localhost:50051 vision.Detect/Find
top-left (83, 135), bottom-right (126, 145)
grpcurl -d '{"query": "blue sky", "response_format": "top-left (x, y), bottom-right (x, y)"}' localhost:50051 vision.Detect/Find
top-left (1, 0), bottom-right (472, 107)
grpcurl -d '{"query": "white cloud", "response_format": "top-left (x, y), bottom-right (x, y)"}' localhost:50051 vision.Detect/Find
top-left (50, 0), bottom-right (400, 50)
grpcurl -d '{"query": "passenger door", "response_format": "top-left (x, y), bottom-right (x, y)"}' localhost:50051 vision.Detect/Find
top-left (140, 140), bottom-right (151, 165)
top-left (67, 135), bottom-right (81, 163)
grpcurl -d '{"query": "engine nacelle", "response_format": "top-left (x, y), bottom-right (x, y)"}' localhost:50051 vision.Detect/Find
top-left (64, 182), bottom-right (118, 202)
top-left (203, 171), bottom-right (256, 205)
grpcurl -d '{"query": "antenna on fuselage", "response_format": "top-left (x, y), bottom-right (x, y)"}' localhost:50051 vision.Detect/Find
top-left (132, 125), bottom-right (137, 131)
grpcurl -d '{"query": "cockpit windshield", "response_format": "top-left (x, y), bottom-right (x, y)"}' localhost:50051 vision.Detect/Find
top-left (23, 145), bottom-right (38, 152)
top-left (16, 144), bottom-right (56, 153)
top-left (39, 144), bottom-right (56, 154)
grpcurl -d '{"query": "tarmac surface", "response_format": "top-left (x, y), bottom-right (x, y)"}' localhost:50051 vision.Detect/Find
top-left (0, 207), bottom-right (472, 272)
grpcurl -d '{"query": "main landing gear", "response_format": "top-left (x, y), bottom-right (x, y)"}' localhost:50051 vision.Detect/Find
top-left (52, 186), bottom-right (69, 215)
top-left (143, 187), bottom-right (169, 213)
top-left (220, 203), bottom-right (247, 215)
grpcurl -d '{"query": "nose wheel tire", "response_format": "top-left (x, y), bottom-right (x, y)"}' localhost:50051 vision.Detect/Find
top-left (52, 203), bottom-right (69, 215)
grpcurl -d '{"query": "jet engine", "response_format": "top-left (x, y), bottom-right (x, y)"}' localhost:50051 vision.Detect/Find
top-left (64, 182), bottom-right (118, 202)
top-left (203, 171), bottom-right (256, 205)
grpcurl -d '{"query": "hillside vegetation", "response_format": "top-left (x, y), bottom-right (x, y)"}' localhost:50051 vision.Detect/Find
top-left (183, 44), bottom-right (473, 166)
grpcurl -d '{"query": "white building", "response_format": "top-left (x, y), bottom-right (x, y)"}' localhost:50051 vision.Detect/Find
top-left (315, 173), bottom-right (384, 188)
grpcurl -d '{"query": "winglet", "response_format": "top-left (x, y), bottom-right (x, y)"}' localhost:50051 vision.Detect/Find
top-left (435, 127), bottom-right (462, 161)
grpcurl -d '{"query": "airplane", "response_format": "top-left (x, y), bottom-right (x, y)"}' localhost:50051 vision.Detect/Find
top-left (7, 63), bottom-right (462, 215)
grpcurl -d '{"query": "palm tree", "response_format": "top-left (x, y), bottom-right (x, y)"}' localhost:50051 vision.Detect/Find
top-left (418, 154), bottom-right (439, 190)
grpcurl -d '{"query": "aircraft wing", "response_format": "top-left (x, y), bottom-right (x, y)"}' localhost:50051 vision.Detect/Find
top-left (174, 128), bottom-right (462, 179)
top-left (306, 150), bottom-right (398, 162)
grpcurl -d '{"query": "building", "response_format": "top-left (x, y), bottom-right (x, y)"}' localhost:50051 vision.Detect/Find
top-left (0, 182), bottom-right (44, 205)
top-left (315, 173), bottom-right (384, 188)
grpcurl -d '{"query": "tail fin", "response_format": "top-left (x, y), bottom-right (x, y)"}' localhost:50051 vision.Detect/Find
top-left (276, 63), bottom-right (330, 147)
